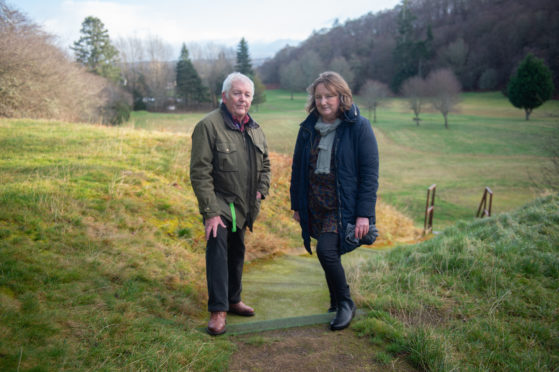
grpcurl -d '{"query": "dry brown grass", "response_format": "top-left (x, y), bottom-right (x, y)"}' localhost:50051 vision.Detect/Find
top-left (245, 152), bottom-right (422, 260)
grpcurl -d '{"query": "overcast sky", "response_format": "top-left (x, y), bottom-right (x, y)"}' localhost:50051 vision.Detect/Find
top-left (13, 0), bottom-right (401, 58)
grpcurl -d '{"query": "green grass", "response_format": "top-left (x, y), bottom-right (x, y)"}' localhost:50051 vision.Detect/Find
top-left (370, 93), bottom-right (558, 228)
top-left (351, 194), bottom-right (559, 371)
top-left (0, 119), bottom-right (233, 370)
top-left (131, 90), bottom-right (558, 228)
top-left (1, 90), bottom-right (557, 370)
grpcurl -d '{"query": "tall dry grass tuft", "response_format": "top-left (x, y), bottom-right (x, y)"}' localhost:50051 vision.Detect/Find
top-left (245, 152), bottom-right (422, 259)
top-left (374, 201), bottom-right (422, 246)
top-left (244, 152), bottom-right (300, 259)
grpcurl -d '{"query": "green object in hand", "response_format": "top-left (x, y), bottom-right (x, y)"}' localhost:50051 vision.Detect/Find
top-left (230, 203), bottom-right (236, 232)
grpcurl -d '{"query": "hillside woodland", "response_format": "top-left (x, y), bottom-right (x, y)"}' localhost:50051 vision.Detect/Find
top-left (259, 0), bottom-right (559, 93)
top-left (0, 2), bottom-right (130, 123)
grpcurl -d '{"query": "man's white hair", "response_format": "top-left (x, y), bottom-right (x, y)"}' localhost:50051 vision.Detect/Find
top-left (222, 72), bottom-right (254, 99)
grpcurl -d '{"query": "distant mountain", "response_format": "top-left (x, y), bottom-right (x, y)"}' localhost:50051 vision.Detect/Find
top-left (250, 39), bottom-right (302, 63)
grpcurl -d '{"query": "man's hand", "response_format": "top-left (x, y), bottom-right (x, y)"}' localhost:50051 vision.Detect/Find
top-left (256, 191), bottom-right (262, 200)
top-left (355, 217), bottom-right (369, 239)
top-left (205, 216), bottom-right (226, 240)
top-left (293, 211), bottom-right (300, 222)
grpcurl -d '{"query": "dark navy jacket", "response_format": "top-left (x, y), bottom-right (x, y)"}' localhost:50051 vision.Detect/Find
top-left (290, 104), bottom-right (379, 254)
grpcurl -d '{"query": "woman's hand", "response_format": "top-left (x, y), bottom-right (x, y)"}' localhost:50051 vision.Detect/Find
top-left (293, 211), bottom-right (300, 222)
top-left (355, 217), bottom-right (369, 239)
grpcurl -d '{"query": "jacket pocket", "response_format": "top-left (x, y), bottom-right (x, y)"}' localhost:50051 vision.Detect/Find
top-left (216, 142), bottom-right (237, 171)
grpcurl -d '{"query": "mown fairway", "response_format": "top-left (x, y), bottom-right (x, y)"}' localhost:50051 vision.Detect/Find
top-left (132, 90), bottom-right (559, 228)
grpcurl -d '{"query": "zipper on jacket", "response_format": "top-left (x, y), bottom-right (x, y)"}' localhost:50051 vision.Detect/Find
top-left (333, 132), bottom-right (344, 237)
top-left (243, 129), bottom-right (255, 228)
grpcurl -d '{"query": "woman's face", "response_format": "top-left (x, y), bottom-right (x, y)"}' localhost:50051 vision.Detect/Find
top-left (314, 83), bottom-right (340, 123)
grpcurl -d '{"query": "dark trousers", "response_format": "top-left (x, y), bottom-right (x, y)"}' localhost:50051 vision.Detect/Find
top-left (206, 222), bottom-right (246, 312)
top-left (316, 232), bottom-right (352, 305)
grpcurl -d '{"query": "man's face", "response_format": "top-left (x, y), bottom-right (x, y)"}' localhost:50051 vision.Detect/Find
top-left (222, 79), bottom-right (253, 119)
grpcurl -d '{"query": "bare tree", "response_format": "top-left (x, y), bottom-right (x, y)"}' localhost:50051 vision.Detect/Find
top-left (279, 60), bottom-right (305, 100)
top-left (439, 38), bottom-right (469, 83)
top-left (426, 68), bottom-right (461, 129)
top-left (329, 56), bottom-right (355, 89)
top-left (0, 1), bottom-right (128, 123)
top-left (359, 80), bottom-right (391, 123)
top-left (143, 35), bottom-right (174, 111)
top-left (299, 50), bottom-right (325, 87)
top-left (401, 76), bottom-right (428, 126)
top-left (191, 43), bottom-right (234, 107)
top-left (115, 36), bottom-right (147, 109)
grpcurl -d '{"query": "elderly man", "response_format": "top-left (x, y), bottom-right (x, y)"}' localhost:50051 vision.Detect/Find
top-left (190, 72), bottom-right (271, 336)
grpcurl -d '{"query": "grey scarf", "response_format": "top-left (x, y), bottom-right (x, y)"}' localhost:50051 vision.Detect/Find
top-left (314, 118), bottom-right (341, 174)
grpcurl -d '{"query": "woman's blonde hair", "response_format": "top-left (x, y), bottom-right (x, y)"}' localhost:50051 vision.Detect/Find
top-left (305, 71), bottom-right (353, 115)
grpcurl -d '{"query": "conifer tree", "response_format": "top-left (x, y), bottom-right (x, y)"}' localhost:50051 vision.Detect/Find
top-left (507, 54), bottom-right (554, 121)
top-left (72, 16), bottom-right (120, 83)
top-left (176, 43), bottom-right (208, 107)
top-left (235, 38), bottom-right (253, 76)
top-left (234, 38), bottom-right (266, 110)
top-left (391, 1), bottom-right (433, 93)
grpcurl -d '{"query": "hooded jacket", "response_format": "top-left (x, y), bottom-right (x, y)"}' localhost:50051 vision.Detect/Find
top-left (290, 104), bottom-right (379, 254)
top-left (190, 104), bottom-right (271, 230)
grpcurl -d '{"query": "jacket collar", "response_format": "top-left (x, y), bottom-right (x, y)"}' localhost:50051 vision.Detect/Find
top-left (220, 103), bottom-right (258, 131)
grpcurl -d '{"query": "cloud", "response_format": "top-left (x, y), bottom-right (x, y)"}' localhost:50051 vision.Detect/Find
top-left (30, 0), bottom-right (401, 57)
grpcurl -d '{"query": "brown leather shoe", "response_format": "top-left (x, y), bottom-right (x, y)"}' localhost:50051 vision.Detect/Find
top-left (228, 301), bottom-right (255, 316)
top-left (207, 311), bottom-right (226, 336)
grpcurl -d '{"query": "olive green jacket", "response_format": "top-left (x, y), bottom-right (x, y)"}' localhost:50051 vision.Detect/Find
top-left (190, 104), bottom-right (271, 230)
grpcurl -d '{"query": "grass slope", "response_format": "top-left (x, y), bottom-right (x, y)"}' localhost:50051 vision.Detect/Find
top-left (350, 194), bottom-right (559, 371)
top-left (0, 117), bottom-right (416, 370)
top-left (0, 119), bottom-right (229, 370)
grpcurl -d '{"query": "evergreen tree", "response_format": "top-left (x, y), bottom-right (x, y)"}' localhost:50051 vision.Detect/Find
top-left (176, 43), bottom-right (208, 107)
top-left (507, 54), bottom-right (554, 121)
top-left (72, 16), bottom-right (120, 82)
top-left (391, 1), bottom-right (417, 92)
top-left (391, 1), bottom-right (433, 93)
top-left (235, 38), bottom-right (253, 76)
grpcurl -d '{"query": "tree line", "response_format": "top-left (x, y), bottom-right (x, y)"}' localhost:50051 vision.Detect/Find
top-left (0, 2), bottom-right (130, 124)
top-left (1, 0), bottom-right (555, 125)
top-left (259, 0), bottom-right (558, 95)
top-left (0, 1), bottom-right (265, 124)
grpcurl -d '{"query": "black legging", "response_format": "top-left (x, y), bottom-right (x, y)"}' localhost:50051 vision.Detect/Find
top-left (316, 232), bottom-right (351, 304)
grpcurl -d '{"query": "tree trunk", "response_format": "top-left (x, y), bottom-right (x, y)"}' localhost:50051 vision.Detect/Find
top-left (525, 108), bottom-right (532, 121)
top-left (444, 113), bottom-right (448, 129)
top-left (373, 108), bottom-right (377, 123)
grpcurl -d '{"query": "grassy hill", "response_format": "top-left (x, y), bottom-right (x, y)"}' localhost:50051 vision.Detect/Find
top-left (0, 119), bottom-right (225, 370)
top-left (1, 91), bottom-right (556, 370)
top-left (0, 117), bottom-right (416, 370)
top-left (350, 194), bottom-right (559, 371)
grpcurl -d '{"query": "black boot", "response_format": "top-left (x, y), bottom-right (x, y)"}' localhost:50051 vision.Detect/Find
top-left (330, 300), bottom-right (356, 331)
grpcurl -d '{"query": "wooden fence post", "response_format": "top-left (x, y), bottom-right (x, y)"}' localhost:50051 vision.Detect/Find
top-left (424, 184), bottom-right (436, 235)
top-left (476, 187), bottom-right (493, 218)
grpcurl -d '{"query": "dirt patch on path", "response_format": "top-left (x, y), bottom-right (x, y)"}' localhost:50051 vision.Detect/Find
top-left (228, 325), bottom-right (417, 372)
